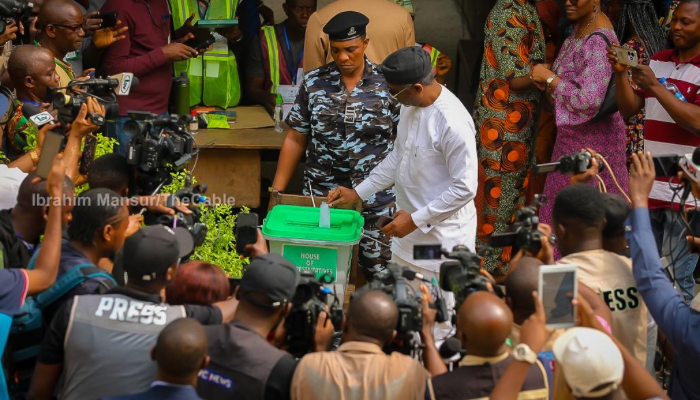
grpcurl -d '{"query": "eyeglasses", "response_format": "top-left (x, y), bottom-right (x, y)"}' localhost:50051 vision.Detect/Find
top-left (47, 22), bottom-right (85, 34)
top-left (388, 84), bottom-right (411, 99)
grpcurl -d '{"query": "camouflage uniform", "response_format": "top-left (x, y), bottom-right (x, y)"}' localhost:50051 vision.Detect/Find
top-left (286, 58), bottom-right (398, 276)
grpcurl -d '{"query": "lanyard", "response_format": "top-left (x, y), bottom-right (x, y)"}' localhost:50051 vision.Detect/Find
top-left (282, 24), bottom-right (304, 85)
top-left (15, 232), bottom-right (35, 255)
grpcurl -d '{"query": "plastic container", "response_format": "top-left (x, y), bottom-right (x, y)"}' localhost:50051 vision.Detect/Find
top-left (189, 110), bottom-right (199, 134)
top-left (658, 77), bottom-right (687, 102)
top-left (262, 205), bottom-right (364, 303)
top-left (274, 94), bottom-right (284, 133)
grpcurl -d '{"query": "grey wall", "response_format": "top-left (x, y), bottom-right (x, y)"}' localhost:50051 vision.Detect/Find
top-left (265, 0), bottom-right (478, 88)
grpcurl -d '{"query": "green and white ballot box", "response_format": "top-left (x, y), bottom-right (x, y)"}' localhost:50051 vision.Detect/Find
top-left (262, 205), bottom-right (364, 302)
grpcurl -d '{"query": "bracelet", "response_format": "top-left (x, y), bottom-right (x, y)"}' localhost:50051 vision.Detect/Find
top-left (29, 149), bottom-right (39, 165)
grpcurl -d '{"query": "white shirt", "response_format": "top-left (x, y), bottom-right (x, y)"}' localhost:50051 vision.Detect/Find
top-left (0, 164), bottom-right (27, 210)
top-left (355, 87), bottom-right (478, 271)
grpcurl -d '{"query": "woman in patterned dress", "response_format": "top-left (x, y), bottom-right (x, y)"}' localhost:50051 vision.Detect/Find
top-left (609, 0), bottom-right (667, 164)
top-left (474, 0), bottom-right (546, 274)
top-left (531, 0), bottom-right (629, 244)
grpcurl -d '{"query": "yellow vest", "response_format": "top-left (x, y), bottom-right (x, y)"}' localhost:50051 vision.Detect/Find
top-left (170, 0), bottom-right (240, 108)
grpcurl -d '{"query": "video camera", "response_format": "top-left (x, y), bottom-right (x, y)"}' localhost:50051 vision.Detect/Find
top-left (50, 74), bottom-right (139, 127)
top-left (0, 0), bottom-right (31, 35)
top-left (654, 146), bottom-right (700, 183)
top-left (125, 111), bottom-right (197, 195)
top-left (143, 181), bottom-right (208, 248)
top-left (285, 271), bottom-right (343, 359)
top-left (414, 244), bottom-right (489, 312)
top-left (488, 196), bottom-right (546, 256)
top-left (534, 151), bottom-right (595, 175)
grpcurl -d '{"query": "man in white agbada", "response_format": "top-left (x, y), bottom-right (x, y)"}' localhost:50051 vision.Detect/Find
top-left (327, 46), bottom-right (478, 341)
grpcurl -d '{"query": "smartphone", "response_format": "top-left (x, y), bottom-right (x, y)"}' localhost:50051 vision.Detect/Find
top-left (100, 11), bottom-right (118, 29)
top-left (413, 244), bottom-right (443, 260)
top-left (195, 19), bottom-right (239, 30)
top-left (184, 32), bottom-right (216, 51)
top-left (236, 212), bottom-right (259, 255)
top-left (538, 265), bottom-right (578, 329)
top-left (653, 154), bottom-right (681, 177)
top-left (228, 277), bottom-right (241, 296)
top-left (79, 134), bottom-right (97, 176)
top-left (612, 45), bottom-right (638, 67)
top-left (35, 131), bottom-right (65, 179)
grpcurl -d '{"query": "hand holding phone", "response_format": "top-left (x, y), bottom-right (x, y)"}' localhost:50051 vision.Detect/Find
top-left (611, 45), bottom-right (638, 67)
top-left (236, 213), bottom-right (259, 255)
top-left (100, 11), bottom-right (119, 29)
top-left (36, 131), bottom-right (65, 179)
top-left (538, 264), bottom-right (578, 329)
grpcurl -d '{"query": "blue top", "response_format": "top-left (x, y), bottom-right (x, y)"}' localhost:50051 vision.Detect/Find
top-left (102, 383), bottom-right (204, 400)
top-left (0, 268), bottom-right (28, 398)
top-left (627, 207), bottom-right (700, 400)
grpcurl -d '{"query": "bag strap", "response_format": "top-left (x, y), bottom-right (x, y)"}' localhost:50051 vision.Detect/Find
top-left (34, 264), bottom-right (116, 309)
top-left (586, 31), bottom-right (613, 46)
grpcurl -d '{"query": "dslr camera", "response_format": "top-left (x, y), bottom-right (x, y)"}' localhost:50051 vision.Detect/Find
top-left (534, 151), bottom-right (595, 175)
top-left (0, 0), bottom-right (31, 35)
top-left (125, 111), bottom-right (196, 195)
top-left (488, 196), bottom-right (546, 256)
top-left (50, 76), bottom-right (137, 127)
top-left (143, 181), bottom-right (208, 248)
top-left (285, 271), bottom-right (343, 359)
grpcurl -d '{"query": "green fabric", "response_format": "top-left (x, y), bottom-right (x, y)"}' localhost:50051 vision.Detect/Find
top-left (170, 0), bottom-right (240, 108)
top-left (473, 0), bottom-right (545, 274)
top-left (204, 113), bottom-right (229, 128)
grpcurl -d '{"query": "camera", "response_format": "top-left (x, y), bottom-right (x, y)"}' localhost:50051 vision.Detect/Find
top-left (125, 111), bottom-right (197, 195)
top-left (143, 182), bottom-right (208, 248)
top-left (654, 147), bottom-right (700, 184)
top-left (534, 151), bottom-right (594, 175)
top-left (414, 244), bottom-right (489, 311)
top-left (488, 196), bottom-right (546, 256)
top-left (285, 271), bottom-right (343, 359)
top-left (352, 263), bottom-right (424, 355)
top-left (0, 0), bottom-right (31, 35)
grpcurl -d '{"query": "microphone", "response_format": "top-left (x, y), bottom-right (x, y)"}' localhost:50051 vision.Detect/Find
top-left (401, 268), bottom-right (426, 282)
top-left (74, 73), bottom-right (140, 96)
top-left (23, 103), bottom-right (55, 128)
top-left (438, 336), bottom-right (464, 360)
top-left (680, 147), bottom-right (700, 183)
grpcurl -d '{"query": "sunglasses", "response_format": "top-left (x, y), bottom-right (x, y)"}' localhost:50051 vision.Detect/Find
top-left (48, 22), bottom-right (85, 34)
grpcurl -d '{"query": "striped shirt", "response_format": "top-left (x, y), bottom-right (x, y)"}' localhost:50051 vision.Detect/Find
top-left (639, 49), bottom-right (700, 208)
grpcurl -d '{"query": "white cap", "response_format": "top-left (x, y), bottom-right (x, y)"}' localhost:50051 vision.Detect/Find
top-left (552, 327), bottom-right (624, 398)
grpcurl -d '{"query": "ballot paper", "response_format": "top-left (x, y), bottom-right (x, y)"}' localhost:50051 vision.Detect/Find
top-left (278, 69), bottom-right (304, 119)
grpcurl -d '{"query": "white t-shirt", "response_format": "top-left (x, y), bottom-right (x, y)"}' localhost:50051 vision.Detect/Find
top-left (0, 164), bottom-right (27, 210)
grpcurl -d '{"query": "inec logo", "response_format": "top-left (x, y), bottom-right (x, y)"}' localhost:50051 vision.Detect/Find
top-left (119, 73), bottom-right (134, 95)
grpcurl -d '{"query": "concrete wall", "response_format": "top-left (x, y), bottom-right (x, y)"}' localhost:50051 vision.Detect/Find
top-left (264, 0), bottom-right (477, 88)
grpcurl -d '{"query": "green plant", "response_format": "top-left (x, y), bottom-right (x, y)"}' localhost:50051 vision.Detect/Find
top-left (160, 169), bottom-right (249, 277)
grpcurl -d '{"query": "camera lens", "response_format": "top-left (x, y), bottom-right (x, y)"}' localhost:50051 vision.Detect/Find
top-left (292, 284), bottom-right (314, 304)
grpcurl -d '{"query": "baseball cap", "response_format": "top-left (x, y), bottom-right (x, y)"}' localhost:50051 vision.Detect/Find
top-left (122, 225), bottom-right (194, 281)
top-left (239, 254), bottom-right (300, 308)
top-left (553, 327), bottom-right (624, 398)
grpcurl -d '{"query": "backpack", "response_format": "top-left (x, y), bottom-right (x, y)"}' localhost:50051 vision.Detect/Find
top-left (4, 257), bottom-right (116, 396)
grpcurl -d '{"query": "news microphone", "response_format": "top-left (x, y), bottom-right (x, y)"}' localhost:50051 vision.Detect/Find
top-left (439, 336), bottom-right (465, 360)
top-left (76, 73), bottom-right (140, 96)
top-left (679, 146), bottom-right (700, 183)
top-left (23, 103), bottom-right (55, 128)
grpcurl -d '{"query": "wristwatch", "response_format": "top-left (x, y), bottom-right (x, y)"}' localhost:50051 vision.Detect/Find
top-left (29, 149), bottom-right (39, 166)
top-left (512, 343), bottom-right (537, 364)
top-left (545, 74), bottom-right (558, 89)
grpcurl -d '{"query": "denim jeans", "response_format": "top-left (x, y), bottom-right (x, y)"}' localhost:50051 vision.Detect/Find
top-left (649, 208), bottom-right (698, 302)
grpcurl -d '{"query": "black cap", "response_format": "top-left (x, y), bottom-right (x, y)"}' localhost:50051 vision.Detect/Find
top-left (240, 254), bottom-right (300, 308)
top-left (122, 225), bottom-right (195, 281)
top-left (601, 193), bottom-right (632, 238)
top-left (323, 11), bottom-right (369, 42)
top-left (380, 46), bottom-right (433, 85)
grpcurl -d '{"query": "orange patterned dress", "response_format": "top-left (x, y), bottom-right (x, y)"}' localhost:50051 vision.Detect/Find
top-left (474, 0), bottom-right (545, 274)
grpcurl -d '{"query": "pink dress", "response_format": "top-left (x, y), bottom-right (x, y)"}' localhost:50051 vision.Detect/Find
top-left (540, 28), bottom-right (629, 234)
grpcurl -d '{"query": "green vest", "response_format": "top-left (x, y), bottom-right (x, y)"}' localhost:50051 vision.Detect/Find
top-left (170, 0), bottom-right (240, 108)
top-left (262, 26), bottom-right (281, 94)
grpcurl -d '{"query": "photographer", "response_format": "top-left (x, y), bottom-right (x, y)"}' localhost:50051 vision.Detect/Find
top-left (290, 289), bottom-right (430, 400)
top-left (197, 254), bottom-right (334, 400)
top-left (533, 184), bottom-right (649, 367)
top-left (0, 153), bottom-right (66, 400)
top-left (28, 225), bottom-right (239, 400)
top-left (626, 151), bottom-right (700, 399)
top-left (422, 289), bottom-right (548, 400)
top-left (608, 0), bottom-right (700, 303)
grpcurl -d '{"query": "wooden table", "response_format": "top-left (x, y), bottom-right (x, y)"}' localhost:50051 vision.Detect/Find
top-left (189, 107), bottom-right (285, 208)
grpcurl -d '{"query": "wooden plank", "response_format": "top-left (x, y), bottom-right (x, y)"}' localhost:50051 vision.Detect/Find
top-left (190, 148), bottom-right (262, 207)
top-left (194, 127), bottom-right (286, 150)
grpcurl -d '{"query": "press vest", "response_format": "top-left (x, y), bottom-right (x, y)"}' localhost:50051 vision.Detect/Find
top-left (260, 25), bottom-right (296, 94)
top-left (170, 0), bottom-right (240, 108)
top-left (197, 321), bottom-right (287, 400)
top-left (60, 293), bottom-right (186, 400)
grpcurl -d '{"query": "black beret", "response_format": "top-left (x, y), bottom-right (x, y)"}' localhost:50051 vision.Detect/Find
top-left (601, 193), bottom-right (632, 238)
top-left (379, 46), bottom-right (433, 85)
top-left (323, 11), bottom-right (369, 42)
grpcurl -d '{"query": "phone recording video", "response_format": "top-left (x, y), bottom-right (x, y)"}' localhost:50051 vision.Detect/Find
top-left (413, 244), bottom-right (443, 260)
top-left (538, 265), bottom-right (578, 329)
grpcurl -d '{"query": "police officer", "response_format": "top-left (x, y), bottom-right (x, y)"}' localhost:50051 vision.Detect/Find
top-left (271, 11), bottom-right (398, 278)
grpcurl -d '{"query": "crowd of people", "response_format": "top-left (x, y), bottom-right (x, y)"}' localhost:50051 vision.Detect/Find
top-left (0, 0), bottom-right (699, 399)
